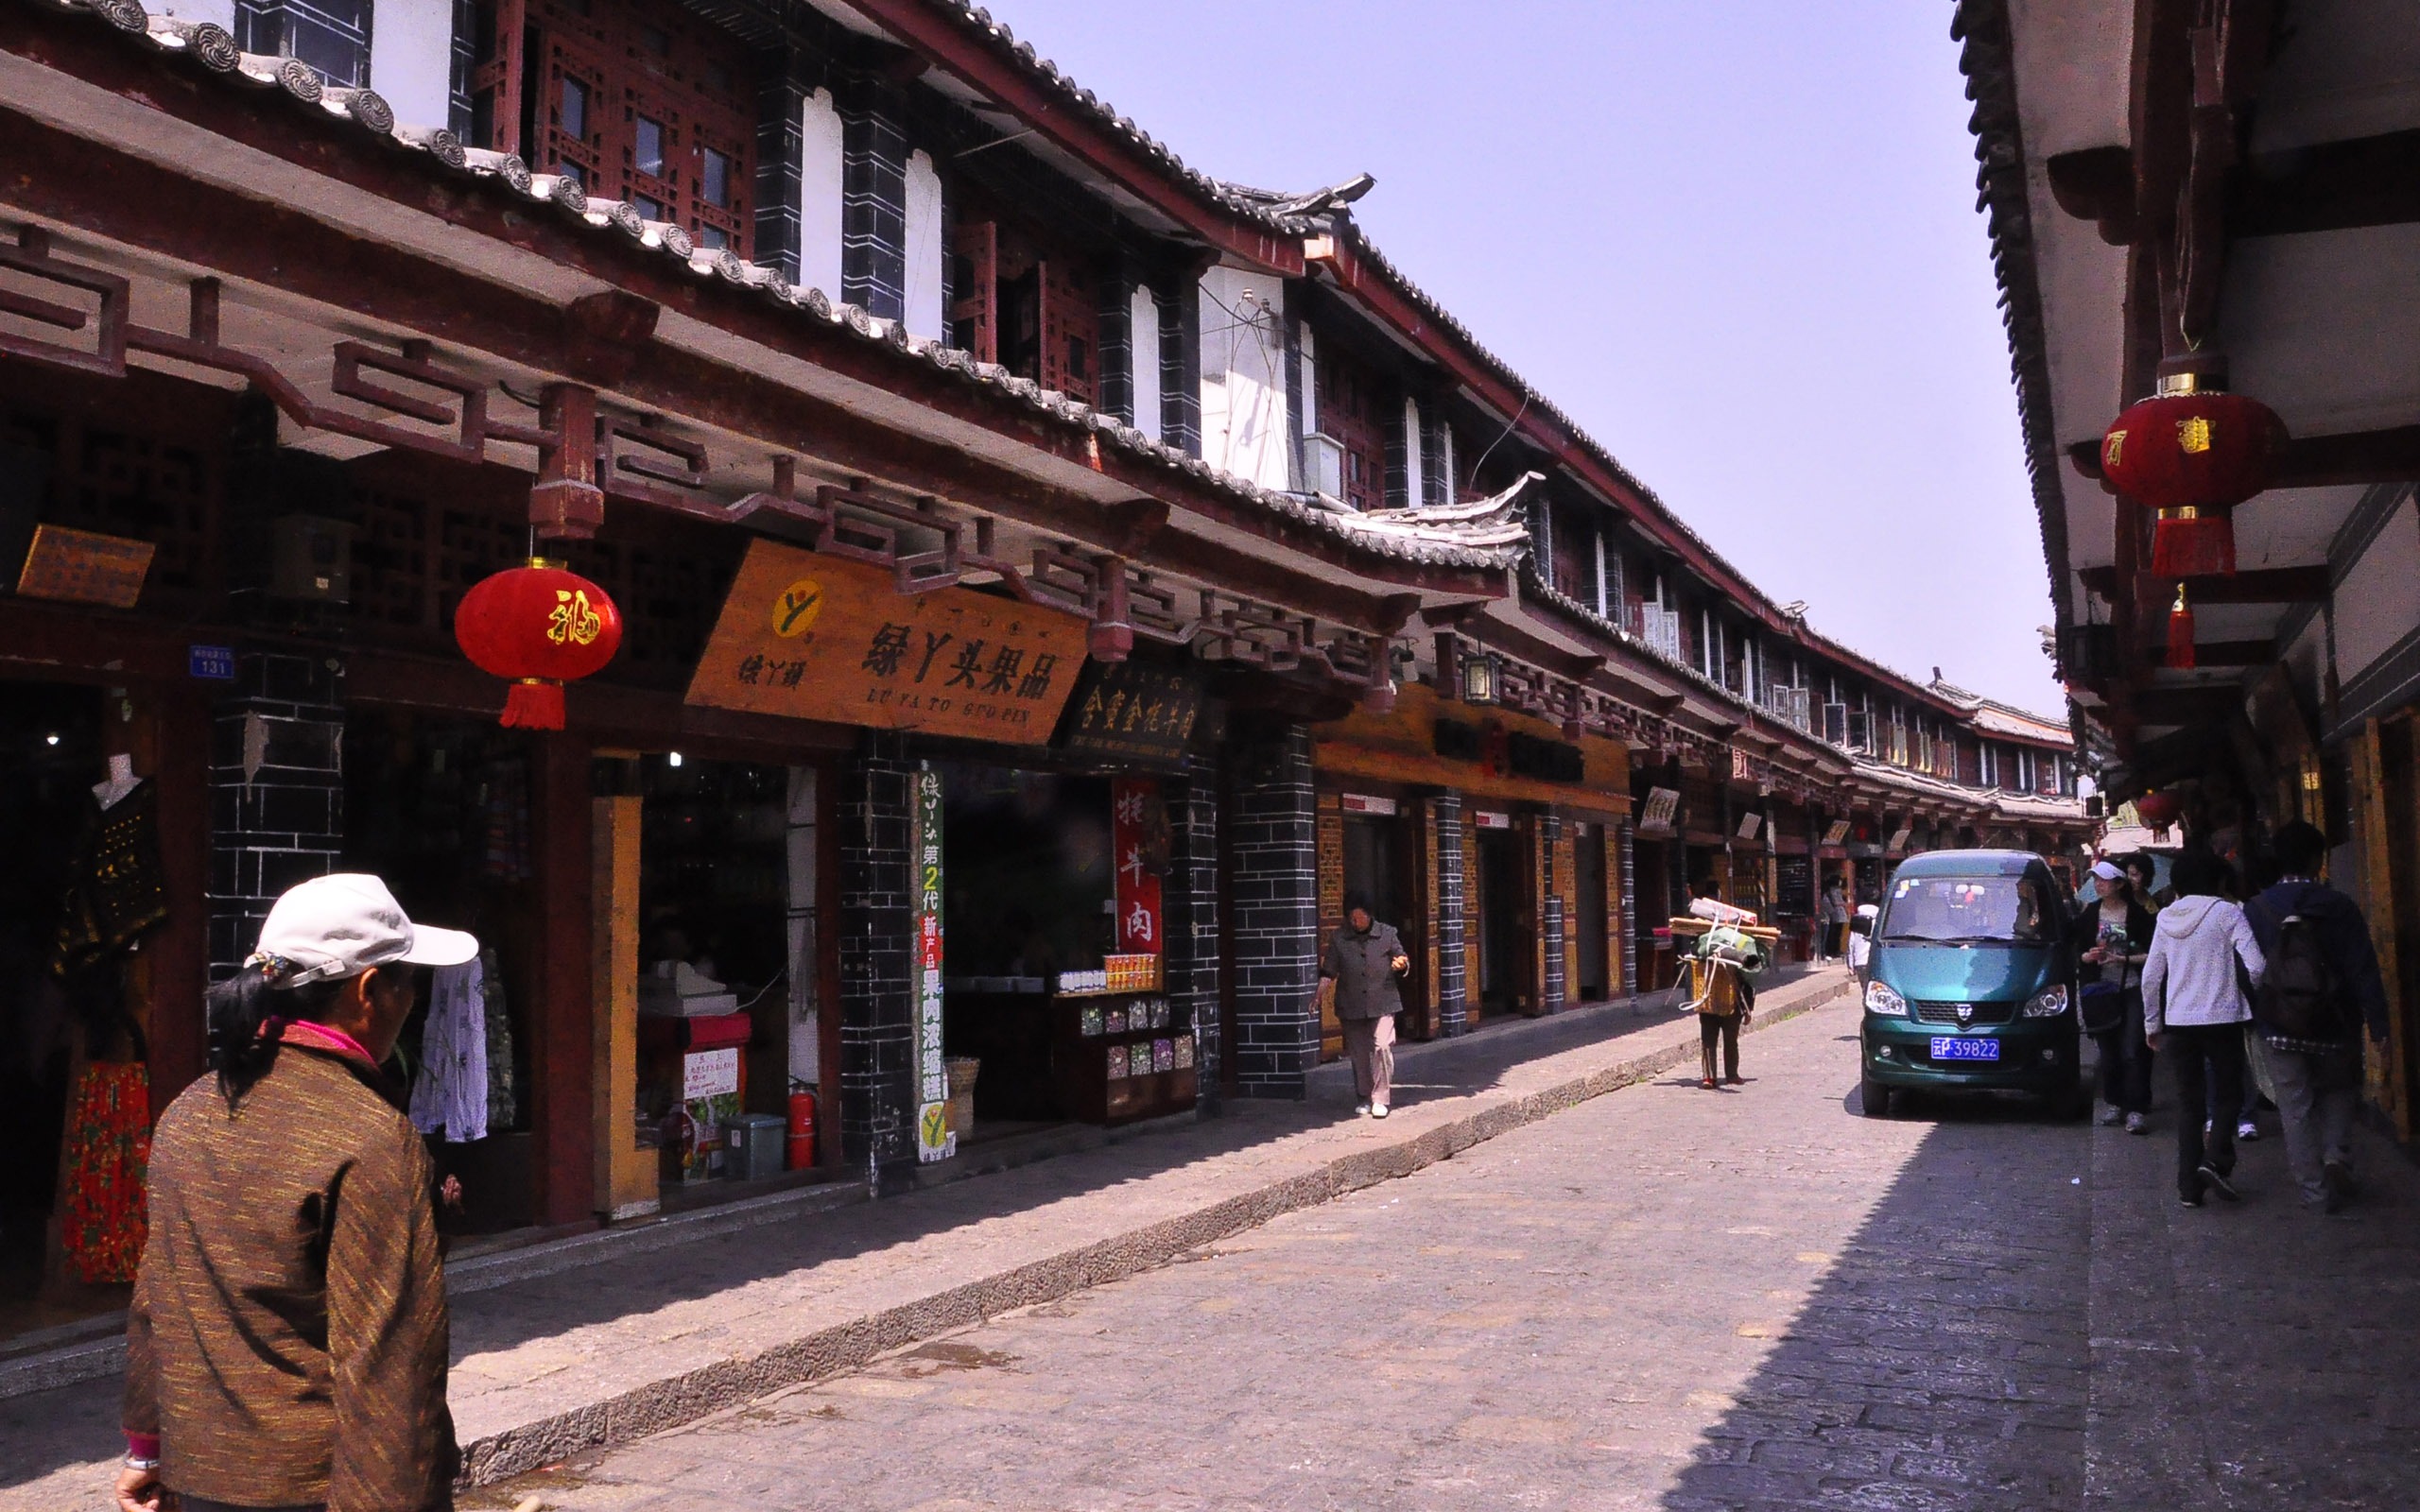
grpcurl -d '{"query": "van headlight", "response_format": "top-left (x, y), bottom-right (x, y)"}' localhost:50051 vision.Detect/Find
top-left (2021, 985), bottom-right (2069, 1019)
top-left (1864, 980), bottom-right (1907, 1017)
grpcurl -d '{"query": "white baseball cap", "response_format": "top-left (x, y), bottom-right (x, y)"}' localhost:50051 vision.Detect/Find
top-left (249, 873), bottom-right (478, 988)
top-left (2090, 860), bottom-right (2125, 881)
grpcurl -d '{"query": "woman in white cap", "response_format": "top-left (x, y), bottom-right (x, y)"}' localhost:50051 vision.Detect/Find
top-left (2074, 858), bottom-right (2157, 1133)
top-left (116, 874), bottom-right (476, 1512)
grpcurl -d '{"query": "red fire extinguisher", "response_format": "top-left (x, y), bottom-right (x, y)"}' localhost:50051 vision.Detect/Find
top-left (786, 1083), bottom-right (818, 1171)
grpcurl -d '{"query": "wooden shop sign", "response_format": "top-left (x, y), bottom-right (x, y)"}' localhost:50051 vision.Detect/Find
top-left (1057, 657), bottom-right (1205, 764)
top-left (14, 524), bottom-right (153, 610)
top-left (687, 541), bottom-right (1087, 744)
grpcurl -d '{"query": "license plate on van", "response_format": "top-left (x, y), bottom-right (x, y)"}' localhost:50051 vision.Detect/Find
top-left (1930, 1036), bottom-right (2000, 1063)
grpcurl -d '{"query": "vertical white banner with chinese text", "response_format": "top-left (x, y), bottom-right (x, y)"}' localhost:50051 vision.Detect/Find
top-left (912, 765), bottom-right (954, 1161)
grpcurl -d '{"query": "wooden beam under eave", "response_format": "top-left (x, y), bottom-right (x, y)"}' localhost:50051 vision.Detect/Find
top-left (2146, 639), bottom-right (2273, 669)
top-left (2077, 564), bottom-right (2327, 606)
top-left (2075, 424), bottom-right (2420, 489)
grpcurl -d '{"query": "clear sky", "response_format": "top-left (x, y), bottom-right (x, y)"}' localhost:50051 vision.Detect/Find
top-left (978, 0), bottom-right (2065, 715)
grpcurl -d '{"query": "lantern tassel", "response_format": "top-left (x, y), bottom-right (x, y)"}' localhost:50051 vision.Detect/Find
top-left (500, 679), bottom-right (566, 730)
top-left (2151, 507), bottom-right (2236, 577)
top-left (2167, 587), bottom-right (2197, 672)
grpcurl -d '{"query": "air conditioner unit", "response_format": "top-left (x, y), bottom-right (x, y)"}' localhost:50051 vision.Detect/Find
top-left (1303, 433), bottom-right (1347, 506)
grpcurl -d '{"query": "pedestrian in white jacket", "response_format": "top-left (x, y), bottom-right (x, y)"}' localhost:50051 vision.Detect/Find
top-left (2140, 852), bottom-right (2265, 1208)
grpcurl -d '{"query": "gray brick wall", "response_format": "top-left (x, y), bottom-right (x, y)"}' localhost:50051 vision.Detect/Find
top-left (838, 72), bottom-right (909, 323)
top-left (208, 652), bottom-right (345, 977)
top-left (1164, 762), bottom-right (1222, 1112)
top-left (1432, 792), bottom-right (1468, 1037)
top-left (1226, 721), bottom-right (1316, 1097)
top-left (1540, 812), bottom-right (1566, 1010)
top-left (1618, 820), bottom-right (1639, 1001)
top-left (838, 730), bottom-right (915, 1172)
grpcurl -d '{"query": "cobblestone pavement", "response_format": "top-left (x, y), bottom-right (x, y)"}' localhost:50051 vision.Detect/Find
top-left (467, 1001), bottom-right (2420, 1512)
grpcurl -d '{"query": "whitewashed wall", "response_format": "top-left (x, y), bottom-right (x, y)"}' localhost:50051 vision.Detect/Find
top-left (2335, 494), bottom-right (2420, 681)
top-left (152, 0), bottom-right (235, 30)
top-left (903, 149), bottom-right (944, 341)
top-left (1129, 284), bottom-right (1164, 442)
top-left (797, 87), bottom-right (846, 298)
top-left (1198, 266), bottom-right (1289, 491)
top-left (368, 0), bottom-right (455, 127)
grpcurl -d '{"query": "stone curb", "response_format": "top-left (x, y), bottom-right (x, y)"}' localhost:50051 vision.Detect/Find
top-left (460, 976), bottom-right (1852, 1484)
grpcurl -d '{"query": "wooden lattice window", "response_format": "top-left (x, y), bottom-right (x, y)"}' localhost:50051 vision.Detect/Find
top-left (468, 0), bottom-right (755, 257)
top-left (951, 198), bottom-right (1100, 404)
top-left (1315, 341), bottom-right (1388, 513)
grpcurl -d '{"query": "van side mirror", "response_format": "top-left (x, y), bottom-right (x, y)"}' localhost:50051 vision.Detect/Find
top-left (1848, 916), bottom-right (1873, 937)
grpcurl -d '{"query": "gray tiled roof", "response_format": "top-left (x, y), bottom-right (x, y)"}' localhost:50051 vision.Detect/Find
top-left (29, 0), bottom-right (1529, 574)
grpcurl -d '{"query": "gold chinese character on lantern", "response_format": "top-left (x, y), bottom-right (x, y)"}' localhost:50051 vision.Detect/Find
top-left (549, 587), bottom-right (605, 646)
top-left (2102, 429), bottom-right (2127, 469)
top-left (2175, 416), bottom-right (2213, 454)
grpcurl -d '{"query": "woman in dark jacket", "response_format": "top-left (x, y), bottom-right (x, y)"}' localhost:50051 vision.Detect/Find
top-left (2075, 858), bottom-right (2158, 1132)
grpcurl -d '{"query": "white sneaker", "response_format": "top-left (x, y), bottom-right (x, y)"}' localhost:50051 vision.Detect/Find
top-left (1353, 1102), bottom-right (1372, 1117)
top-left (1370, 1103), bottom-right (1391, 1120)
top-left (2098, 1104), bottom-right (2123, 1126)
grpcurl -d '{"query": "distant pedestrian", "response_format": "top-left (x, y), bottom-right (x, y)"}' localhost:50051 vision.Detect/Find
top-left (1818, 878), bottom-right (1850, 963)
top-left (119, 875), bottom-right (475, 1512)
top-left (2141, 852), bottom-right (2265, 1209)
top-left (2073, 859), bottom-right (2155, 1133)
top-left (2246, 822), bottom-right (2391, 1214)
top-left (1322, 889), bottom-right (1409, 1120)
top-left (1686, 881), bottom-right (1763, 1089)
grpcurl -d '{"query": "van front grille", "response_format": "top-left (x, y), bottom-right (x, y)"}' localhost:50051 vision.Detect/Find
top-left (1911, 1000), bottom-right (2014, 1026)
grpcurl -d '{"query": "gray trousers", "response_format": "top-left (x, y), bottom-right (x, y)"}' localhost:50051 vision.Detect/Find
top-left (2266, 1040), bottom-right (2362, 1206)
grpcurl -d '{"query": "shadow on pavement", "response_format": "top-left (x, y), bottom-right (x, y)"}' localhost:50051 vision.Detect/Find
top-left (1661, 1067), bottom-right (2420, 1511)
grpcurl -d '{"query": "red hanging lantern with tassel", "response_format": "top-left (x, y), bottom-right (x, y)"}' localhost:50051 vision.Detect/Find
top-left (2100, 369), bottom-right (2287, 577)
top-left (2135, 790), bottom-right (2183, 832)
top-left (454, 558), bottom-right (623, 730)
top-left (2166, 584), bottom-right (2197, 671)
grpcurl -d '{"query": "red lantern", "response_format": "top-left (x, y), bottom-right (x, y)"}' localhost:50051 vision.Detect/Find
top-left (2100, 375), bottom-right (2287, 578)
top-left (2135, 790), bottom-right (2183, 832)
top-left (453, 559), bottom-right (623, 730)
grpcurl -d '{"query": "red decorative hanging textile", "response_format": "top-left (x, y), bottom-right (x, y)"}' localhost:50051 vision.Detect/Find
top-left (453, 559), bottom-right (624, 730)
top-left (2166, 585), bottom-right (2198, 671)
top-left (60, 1060), bottom-right (151, 1285)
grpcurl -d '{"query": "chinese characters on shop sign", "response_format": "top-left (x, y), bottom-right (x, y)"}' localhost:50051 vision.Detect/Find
top-left (685, 541), bottom-right (1086, 742)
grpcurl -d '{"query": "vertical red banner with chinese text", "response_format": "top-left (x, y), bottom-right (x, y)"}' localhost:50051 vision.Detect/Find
top-left (1111, 779), bottom-right (1163, 957)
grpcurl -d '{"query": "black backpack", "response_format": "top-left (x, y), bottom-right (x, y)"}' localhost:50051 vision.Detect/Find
top-left (2251, 901), bottom-right (2352, 1041)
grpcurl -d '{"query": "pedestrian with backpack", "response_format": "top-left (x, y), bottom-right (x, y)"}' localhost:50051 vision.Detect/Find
top-left (2141, 851), bottom-right (2266, 1209)
top-left (2246, 822), bottom-right (2391, 1213)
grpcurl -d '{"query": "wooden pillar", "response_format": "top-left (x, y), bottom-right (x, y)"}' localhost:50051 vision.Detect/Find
top-left (529, 733), bottom-right (598, 1227)
top-left (589, 788), bottom-right (653, 1220)
top-left (2351, 717), bottom-right (2413, 1137)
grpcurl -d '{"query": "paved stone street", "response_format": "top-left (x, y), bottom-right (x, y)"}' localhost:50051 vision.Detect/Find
top-left (468, 999), bottom-right (2420, 1512)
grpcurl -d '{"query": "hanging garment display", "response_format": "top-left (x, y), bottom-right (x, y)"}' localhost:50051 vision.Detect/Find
top-left (409, 958), bottom-right (489, 1143)
top-left (60, 1057), bottom-right (151, 1284)
top-left (480, 947), bottom-right (517, 1131)
top-left (52, 778), bottom-right (168, 975)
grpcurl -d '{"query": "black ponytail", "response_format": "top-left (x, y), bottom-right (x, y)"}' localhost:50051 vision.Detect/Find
top-left (206, 963), bottom-right (343, 1109)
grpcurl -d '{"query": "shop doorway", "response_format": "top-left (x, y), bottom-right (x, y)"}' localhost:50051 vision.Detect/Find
top-left (633, 755), bottom-right (794, 1198)
top-left (938, 765), bottom-right (1113, 1131)
top-left (1633, 835), bottom-right (1675, 993)
top-left (1574, 821), bottom-right (1609, 1002)
top-left (1341, 814), bottom-right (1405, 933)
top-left (1475, 823), bottom-right (1525, 1016)
top-left (0, 681), bottom-right (111, 1336)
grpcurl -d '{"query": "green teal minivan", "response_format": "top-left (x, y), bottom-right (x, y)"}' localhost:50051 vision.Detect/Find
top-left (1857, 850), bottom-right (2081, 1117)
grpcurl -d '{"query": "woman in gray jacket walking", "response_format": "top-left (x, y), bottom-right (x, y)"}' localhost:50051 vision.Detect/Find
top-left (2141, 852), bottom-right (2266, 1209)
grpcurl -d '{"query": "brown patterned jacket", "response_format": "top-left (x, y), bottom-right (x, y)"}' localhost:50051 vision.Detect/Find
top-left (124, 1024), bottom-right (456, 1509)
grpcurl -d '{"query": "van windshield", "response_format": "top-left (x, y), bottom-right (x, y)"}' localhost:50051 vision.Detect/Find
top-left (1880, 874), bottom-right (2055, 945)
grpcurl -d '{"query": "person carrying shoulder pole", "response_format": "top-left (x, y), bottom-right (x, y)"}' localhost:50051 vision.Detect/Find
top-left (118, 874), bottom-right (475, 1512)
top-left (2246, 821), bottom-right (2392, 1214)
top-left (1321, 889), bottom-right (1409, 1119)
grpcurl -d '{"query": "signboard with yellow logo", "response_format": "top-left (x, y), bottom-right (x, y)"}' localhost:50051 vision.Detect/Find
top-left (685, 541), bottom-right (1088, 743)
